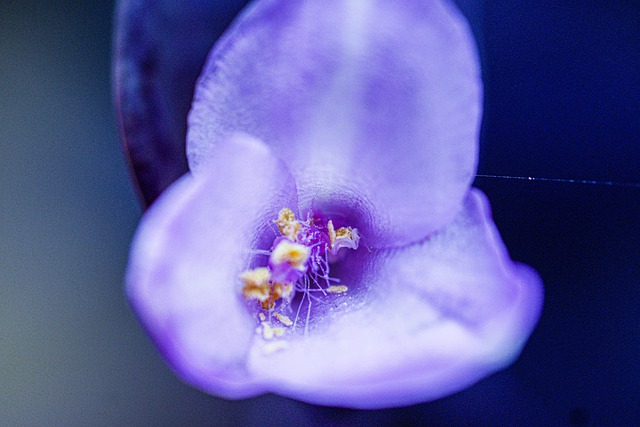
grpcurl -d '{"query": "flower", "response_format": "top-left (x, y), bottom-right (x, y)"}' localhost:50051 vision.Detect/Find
top-left (120, 0), bottom-right (543, 409)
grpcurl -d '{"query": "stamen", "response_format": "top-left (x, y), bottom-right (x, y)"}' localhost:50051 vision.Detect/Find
top-left (241, 207), bottom-right (360, 339)
top-left (275, 208), bottom-right (300, 240)
top-left (269, 240), bottom-right (311, 283)
top-left (327, 219), bottom-right (336, 249)
top-left (270, 240), bottom-right (310, 269)
top-left (326, 285), bottom-right (349, 294)
top-left (260, 299), bottom-right (275, 311)
top-left (261, 322), bottom-right (274, 340)
top-left (293, 288), bottom-right (306, 329)
top-left (305, 294), bottom-right (312, 336)
top-left (330, 226), bottom-right (360, 255)
top-left (274, 313), bottom-right (293, 326)
top-left (272, 282), bottom-right (294, 301)
top-left (241, 268), bottom-right (271, 302)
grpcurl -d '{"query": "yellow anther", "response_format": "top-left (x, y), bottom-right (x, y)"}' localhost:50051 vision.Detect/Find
top-left (270, 240), bottom-right (310, 269)
top-left (332, 226), bottom-right (360, 253)
top-left (272, 282), bottom-right (293, 300)
top-left (275, 208), bottom-right (300, 240)
top-left (260, 322), bottom-right (286, 340)
top-left (274, 313), bottom-right (293, 327)
top-left (241, 267), bottom-right (271, 302)
top-left (327, 220), bottom-right (336, 249)
top-left (335, 227), bottom-right (352, 239)
top-left (258, 313), bottom-right (266, 322)
top-left (261, 322), bottom-right (274, 340)
top-left (241, 267), bottom-right (294, 311)
top-left (326, 285), bottom-right (348, 294)
top-left (260, 299), bottom-right (276, 311)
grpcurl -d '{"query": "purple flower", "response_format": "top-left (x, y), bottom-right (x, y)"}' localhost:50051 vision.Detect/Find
top-left (121, 0), bottom-right (543, 409)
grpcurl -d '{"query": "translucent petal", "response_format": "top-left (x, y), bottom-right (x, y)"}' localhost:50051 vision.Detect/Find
top-left (126, 134), bottom-right (297, 397)
top-left (187, 0), bottom-right (482, 247)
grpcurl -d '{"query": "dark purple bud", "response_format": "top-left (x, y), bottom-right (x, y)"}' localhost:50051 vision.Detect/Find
top-left (113, 0), bottom-right (251, 207)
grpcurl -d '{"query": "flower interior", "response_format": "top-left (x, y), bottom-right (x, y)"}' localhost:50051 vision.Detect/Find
top-left (241, 207), bottom-right (361, 340)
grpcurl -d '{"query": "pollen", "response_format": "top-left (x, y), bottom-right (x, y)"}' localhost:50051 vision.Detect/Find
top-left (263, 340), bottom-right (289, 355)
top-left (275, 207), bottom-right (300, 240)
top-left (335, 227), bottom-right (354, 239)
top-left (259, 321), bottom-right (286, 340)
top-left (261, 321), bottom-right (275, 340)
top-left (241, 267), bottom-right (271, 301)
top-left (272, 282), bottom-right (293, 300)
top-left (260, 299), bottom-right (275, 311)
top-left (270, 240), bottom-right (310, 269)
top-left (241, 268), bottom-right (293, 311)
top-left (331, 226), bottom-right (360, 254)
top-left (243, 207), bottom-right (360, 336)
top-left (327, 220), bottom-right (336, 248)
top-left (274, 313), bottom-right (293, 326)
top-left (257, 282), bottom-right (294, 311)
top-left (326, 285), bottom-right (348, 294)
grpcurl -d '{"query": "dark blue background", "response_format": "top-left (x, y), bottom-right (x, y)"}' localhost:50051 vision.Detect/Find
top-left (1, 0), bottom-right (638, 425)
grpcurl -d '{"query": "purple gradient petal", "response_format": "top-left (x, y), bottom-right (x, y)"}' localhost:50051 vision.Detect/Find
top-left (119, 0), bottom-right (541, 410)
top-left (126, 137), bottom-right (542, 407)
top-left (126, 134), bottom-right (297, 397)
top-left (187, 0), bottom-right (482, 247)
top-left (113, 0), bottom-right (251, 206)
top-left (245, 189), bottom-right (543, 408)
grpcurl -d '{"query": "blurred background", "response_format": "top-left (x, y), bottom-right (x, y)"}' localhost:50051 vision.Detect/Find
top-left (1, 0), bottom-right (638, 425)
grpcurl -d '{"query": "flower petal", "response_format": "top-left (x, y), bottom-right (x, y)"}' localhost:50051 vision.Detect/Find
top-left (245, 189), bottom-right (543, 408)
top-left (113, 0), bottom-right (251, 206)
top-left (187, 0), bottom-right (482, 247)
top-left (126, 134), bottom-right (297, 398)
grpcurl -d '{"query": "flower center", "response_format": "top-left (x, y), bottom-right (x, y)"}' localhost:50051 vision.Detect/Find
top-left (241, 207), bottom-right (360, 342)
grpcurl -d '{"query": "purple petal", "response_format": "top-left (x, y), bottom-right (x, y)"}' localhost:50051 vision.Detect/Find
top-left (187, 0), bottom-right (482, 247)
top-left (113, 0), bottom-right (251, 206)
top-left (126, 134), bottom-right (297, 397)
top-left (245, 189), bottom-right (543, 408)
